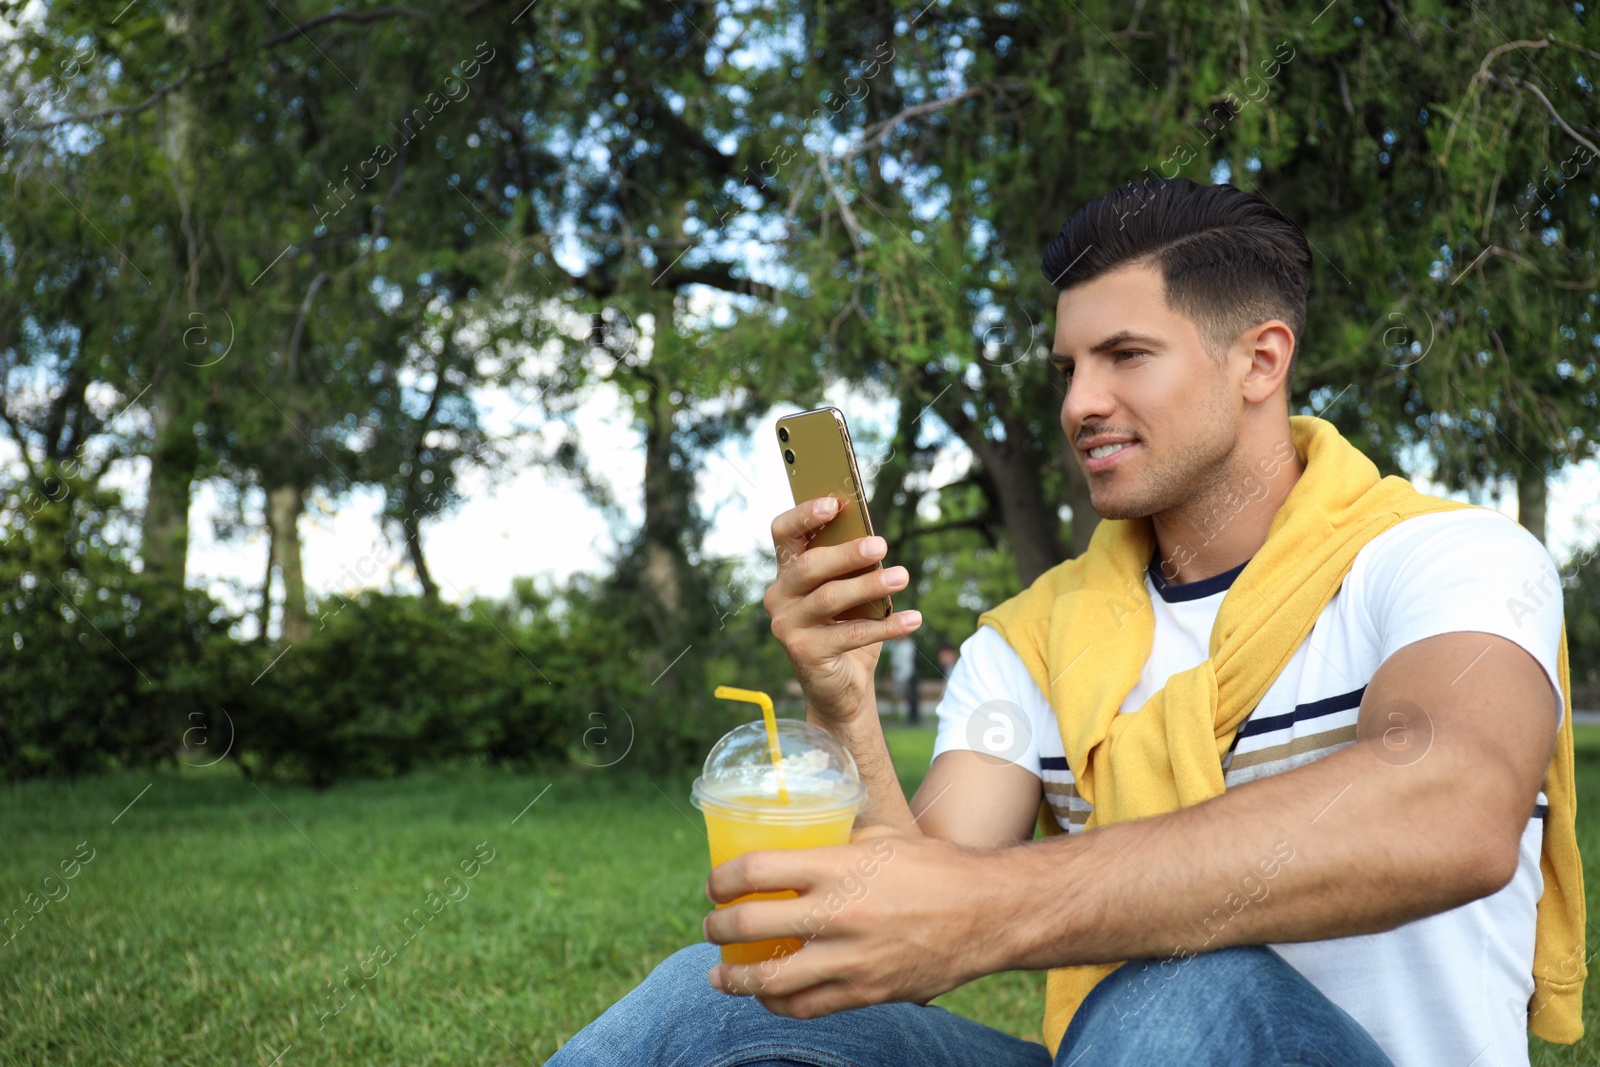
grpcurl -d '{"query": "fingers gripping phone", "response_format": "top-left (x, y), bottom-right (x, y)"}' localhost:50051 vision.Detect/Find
top-left (775, 406), bottom-right (893, 622)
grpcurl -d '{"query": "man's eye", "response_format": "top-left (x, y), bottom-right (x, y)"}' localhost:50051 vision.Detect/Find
top-left (1054, 363), bottom-right (1073, 379)
top-left (1115, 349), bottom-right (1145, 360)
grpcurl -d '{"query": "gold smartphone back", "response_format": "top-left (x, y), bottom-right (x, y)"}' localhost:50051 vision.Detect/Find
top-left (775, 407), bottom-right (892, 621)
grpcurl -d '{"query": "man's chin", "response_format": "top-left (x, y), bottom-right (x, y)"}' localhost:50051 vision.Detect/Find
top-left (1088, 494), bottom-right (1159, 522)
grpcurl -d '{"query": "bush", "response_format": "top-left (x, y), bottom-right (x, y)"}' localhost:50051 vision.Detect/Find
top-left (0, 483), bottom-right (234, 778)
top-left (3, 487), bottom-right (780, 783)
top-left (1564, 539), bottom-right (1600, 707)
top-left (228, 593), bottom-right (578, 785)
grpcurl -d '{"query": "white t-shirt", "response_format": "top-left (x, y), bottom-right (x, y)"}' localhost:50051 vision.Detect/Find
top-left (933, 508), bottom-right (1567, 1067)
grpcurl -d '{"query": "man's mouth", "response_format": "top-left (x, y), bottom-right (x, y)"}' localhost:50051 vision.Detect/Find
top-left (1080, 437), bottom-right (1139, 472)
top-left (1087, 442), bottom-right (1134, 459)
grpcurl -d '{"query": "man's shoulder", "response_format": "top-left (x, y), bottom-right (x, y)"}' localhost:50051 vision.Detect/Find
top-left (1353, 504), bottom-right (1547, 571)
top-left (1344, 503), bottom-right (1563, 641)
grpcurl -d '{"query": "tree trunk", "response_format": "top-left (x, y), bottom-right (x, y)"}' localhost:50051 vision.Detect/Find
top-left (268, 484), bottom-right (310, 642)
top-left (399, 340), bottom-right (450, 603)
top-left (1517, 466), bottom-right (1547, 545)
top-left (1059, 435), bottom-right (1100, 556)
top-left (866, 388), bottom-right (920, 537)
top-left (405, 520), bottom-right (438, 601)
top-left (141, 388), bottom-right (196, 598)
top-left (867, 389), bottom-right (927, 619)
top-left (639, 396), bottom-right (684, 619)
top-left (257, 499), bottom-right (275, 639)
top-left (977, 436), bottom-right (1067, 585)
top-left (924, 366), bottom-right (1067, 587)
top-left (140, 0), bottom-right (203, 609)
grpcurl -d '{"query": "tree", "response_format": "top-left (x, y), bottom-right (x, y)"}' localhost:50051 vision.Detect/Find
top-left (524, 0), bottom-right (1597, 596)
top-left (3, 1), bottom-right (529, 637)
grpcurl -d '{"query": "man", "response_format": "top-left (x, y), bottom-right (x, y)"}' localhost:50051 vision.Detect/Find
top-left (551, 178), bottom-right (1584, 1066)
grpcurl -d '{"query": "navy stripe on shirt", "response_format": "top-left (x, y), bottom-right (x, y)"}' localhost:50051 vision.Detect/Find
top-left (1233, 685), bottom-right (1368, 746)
top-left (1047, 685), bottom-right (1368, 767)
top-left (1147, 549), bottom-right (1251, 603)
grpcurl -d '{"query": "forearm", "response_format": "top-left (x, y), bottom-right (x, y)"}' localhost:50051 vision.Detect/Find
top-left (983, 739), bottom-right (1508, 972)
top-left (809, 699), bottom-right (920, 834)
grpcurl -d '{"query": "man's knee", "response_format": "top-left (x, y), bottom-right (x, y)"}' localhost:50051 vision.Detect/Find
top-left (1059, 945), bottom-right (1392, 1067)
top-left (549, 944), bottom-right (727, 1064)
top-left (643, 942), bottom-right (722, 993)
top-left (1089, 946), bottom-right (1291, 1030)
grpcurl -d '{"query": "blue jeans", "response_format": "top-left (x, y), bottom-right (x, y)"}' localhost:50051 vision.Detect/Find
top-left (549, 942), bottom-right (1397, 1066)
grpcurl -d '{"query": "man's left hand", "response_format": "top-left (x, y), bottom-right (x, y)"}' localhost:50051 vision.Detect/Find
top-left (702, 825), bottom-right (1002, 1018)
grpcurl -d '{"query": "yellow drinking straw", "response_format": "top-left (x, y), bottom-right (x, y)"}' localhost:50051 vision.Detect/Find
top-left (713, 686), bottom-right (789, 802)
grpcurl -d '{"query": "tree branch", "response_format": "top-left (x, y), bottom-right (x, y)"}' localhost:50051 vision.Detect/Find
top-left (11, 68), bottom-right (196, 133)
top-left (1439, 38), bottom-right (1552, 163)
top-left (1488, 72), bottom-right (1600, 160)
top-left (899, 514), bottom-right (994, 543)
top-left (660, 263), bottom-right (779, 302)
top-left (830, 83), bottom-right (1025, 164)
top-left (261, 6), bottom-right (426, 47)
top-left (1463, 245), bottom-right (1600, 290)
top-left (11, 7), bottom-right (426, 134)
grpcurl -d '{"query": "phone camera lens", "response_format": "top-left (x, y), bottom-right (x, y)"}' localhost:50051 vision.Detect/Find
top-left (778, 426), bottom-right (789, 443)
top-left (784, 449), bottom-right (795, 465)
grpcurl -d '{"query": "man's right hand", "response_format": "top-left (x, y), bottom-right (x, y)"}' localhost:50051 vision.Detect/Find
top-left (762, 496), bottom-right (923, 731)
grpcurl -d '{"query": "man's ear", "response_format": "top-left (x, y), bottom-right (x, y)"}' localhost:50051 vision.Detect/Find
top-left (1239, 319), bottom-right (1295, 404)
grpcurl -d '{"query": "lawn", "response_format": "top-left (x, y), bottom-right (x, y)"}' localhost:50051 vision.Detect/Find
top-left (2, 724), bottom-right (1599, 1065)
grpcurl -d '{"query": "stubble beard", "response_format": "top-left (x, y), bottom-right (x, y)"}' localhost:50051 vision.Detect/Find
top-left (1088, 401), bottom-right (1240, 523)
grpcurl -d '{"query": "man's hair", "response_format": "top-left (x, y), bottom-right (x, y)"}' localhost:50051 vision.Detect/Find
top-left (1040, 177), bottom-right (1312, 393)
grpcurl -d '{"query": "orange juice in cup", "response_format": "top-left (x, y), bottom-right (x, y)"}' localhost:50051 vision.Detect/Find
top-left (692, 690), bottom-right (865, 965)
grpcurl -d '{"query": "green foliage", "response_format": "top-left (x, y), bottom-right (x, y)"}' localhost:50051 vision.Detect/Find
top-left (590, 547), bottom-right (798, 774)
top-left (1564, 541), bottom-right (1600, 701)
top-left (6, 0), bottom-right (1600, 786)
top-left (228, 586), bottom-right (636, 786)
top-left (0, 479), bottom-right (232, 778)
top-left (0, 490), bottom-right (673, 784)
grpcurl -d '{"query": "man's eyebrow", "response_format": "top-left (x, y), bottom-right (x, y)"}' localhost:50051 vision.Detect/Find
top-left (1050, 331), bottom-right (1167, 359)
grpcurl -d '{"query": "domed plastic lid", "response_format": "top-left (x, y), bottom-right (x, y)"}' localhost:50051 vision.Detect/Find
top-left (690, 718), bottom-right (866, 820)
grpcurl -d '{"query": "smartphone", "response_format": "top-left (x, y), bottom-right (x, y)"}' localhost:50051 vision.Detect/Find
top-left (774, 406), bottom-right (892, 622)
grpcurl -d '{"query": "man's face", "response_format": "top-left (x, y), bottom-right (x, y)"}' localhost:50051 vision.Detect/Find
top-left (1050, 262), bottom-right (1241, 521)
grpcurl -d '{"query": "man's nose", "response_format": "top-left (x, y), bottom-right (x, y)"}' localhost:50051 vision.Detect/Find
top-left (1062, 367), bottom-right (1115, 436)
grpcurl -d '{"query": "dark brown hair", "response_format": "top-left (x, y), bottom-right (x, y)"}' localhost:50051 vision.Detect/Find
top-left (1041, 177), bottom-right (1312, 390)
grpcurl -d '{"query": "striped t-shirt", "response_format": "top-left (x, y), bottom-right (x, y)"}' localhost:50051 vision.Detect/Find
top-left (932, 507), bottom-right (1566, 1067)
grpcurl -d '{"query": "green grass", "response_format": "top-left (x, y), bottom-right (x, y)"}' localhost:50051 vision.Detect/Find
top-left (2, 724), bottom-right (1599, 1064)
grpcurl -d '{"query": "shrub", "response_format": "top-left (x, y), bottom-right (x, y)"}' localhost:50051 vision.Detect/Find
top-left (0, 485), bottom-right (232, 777)
top-left (228, 593), bottom-right (573, 785)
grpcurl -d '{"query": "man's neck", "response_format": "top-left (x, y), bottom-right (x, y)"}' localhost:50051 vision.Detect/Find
top-left (1150, 433), bottom-right (1305, 585)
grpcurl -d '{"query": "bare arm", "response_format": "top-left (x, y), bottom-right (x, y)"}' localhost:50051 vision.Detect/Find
top-left (985, 630), bottom-right (1558, 969)
top-left (767, 497), bottom-right (1042, 847)
top-left (705, 630), bottom-right (1560, 1016)
top-left (826, 710), bottom-right (1042, 846)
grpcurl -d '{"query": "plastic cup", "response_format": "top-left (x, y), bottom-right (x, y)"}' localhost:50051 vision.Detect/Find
top-left (690, 718), bottom-right (866, 964)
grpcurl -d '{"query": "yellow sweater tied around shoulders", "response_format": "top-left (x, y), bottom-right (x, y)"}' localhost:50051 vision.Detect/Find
top-left (977, 415), bottom-right (1585, 1056)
